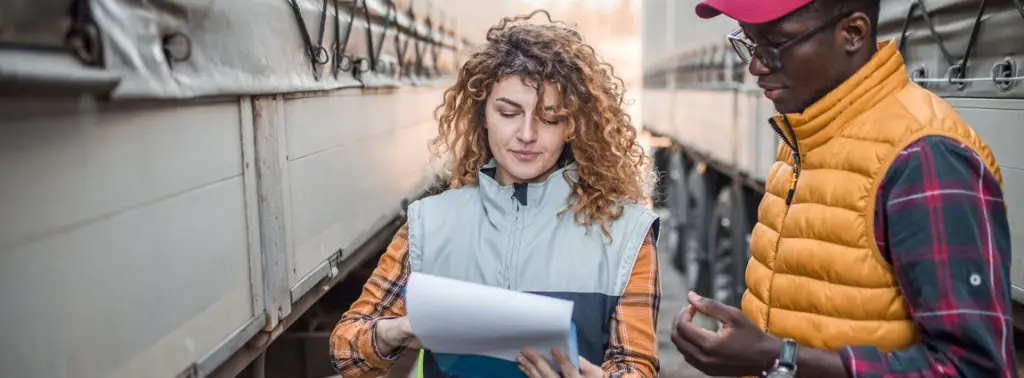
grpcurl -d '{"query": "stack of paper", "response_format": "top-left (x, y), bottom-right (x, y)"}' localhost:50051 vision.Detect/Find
top-left (405, 272), bottom-right (579, 376)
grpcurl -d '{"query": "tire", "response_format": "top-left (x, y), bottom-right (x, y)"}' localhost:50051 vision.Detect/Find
top-left (681, 167), bottom-right (714, 296)
top-left (651, 147), bottom-right (672, 209)
top-left (706, 185), bottom-right (752, 308)
top-left (664, 150), bottom-right (689, 272)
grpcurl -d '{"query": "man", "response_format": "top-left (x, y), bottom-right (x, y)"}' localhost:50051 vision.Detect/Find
top-left (670, 0), bottom-right (1016, 377)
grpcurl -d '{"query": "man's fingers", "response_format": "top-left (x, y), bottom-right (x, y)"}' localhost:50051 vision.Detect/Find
top-left (687, 291), bottom-right (741, 324)
top-left (671, 306), bottom-right (690, 335)
top-left (671, 328), bottom-right (714, 370)
top-left (672, 311), bottom-right (715, 348)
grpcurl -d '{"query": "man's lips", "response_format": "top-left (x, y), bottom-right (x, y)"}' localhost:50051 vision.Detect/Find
top-left (759, 84), bottom-right (785, 101)
top-left (763, 88), bottom-right (784, 100)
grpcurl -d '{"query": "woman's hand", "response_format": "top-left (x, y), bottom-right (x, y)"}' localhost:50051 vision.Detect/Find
top-left (517, 348), bottom-right (602, 378)
top-left (374, 316), bottom-right (422, 354)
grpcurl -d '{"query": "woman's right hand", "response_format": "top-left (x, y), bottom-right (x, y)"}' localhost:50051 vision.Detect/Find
top-left (375, 316), bottom-right (422, 353)
top-left (518, 348), bottom-right (603, 378)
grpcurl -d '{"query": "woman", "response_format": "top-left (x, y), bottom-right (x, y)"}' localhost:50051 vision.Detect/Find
top-left (329, 10), bottom-right (661, 378)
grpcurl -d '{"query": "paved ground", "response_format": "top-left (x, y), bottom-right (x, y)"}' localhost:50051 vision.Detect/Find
top-left (655, 210), bottom-right (716, 378)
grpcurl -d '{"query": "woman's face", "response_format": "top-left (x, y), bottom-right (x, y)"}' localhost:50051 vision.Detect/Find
top-left (485, 76), bottom-right (568, 185)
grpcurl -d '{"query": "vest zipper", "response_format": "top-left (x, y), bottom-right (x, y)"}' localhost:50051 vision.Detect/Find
top-left (764, 116), bottom-right (801, 333)
top-left (505, 190), bottom-right (523, 290)
top-left (769, 117), bottom-right (801, 204)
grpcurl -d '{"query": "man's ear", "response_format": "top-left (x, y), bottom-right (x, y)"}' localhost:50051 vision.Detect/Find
top-left (842, 12), bottom-right (872, 52)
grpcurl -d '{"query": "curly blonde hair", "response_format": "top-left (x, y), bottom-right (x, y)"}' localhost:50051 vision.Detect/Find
top-left (430, 10), bottom-right (651, 238)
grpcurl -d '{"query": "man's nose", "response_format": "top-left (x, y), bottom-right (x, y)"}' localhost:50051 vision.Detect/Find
top-left (748, 56), bottom-right (770, 76)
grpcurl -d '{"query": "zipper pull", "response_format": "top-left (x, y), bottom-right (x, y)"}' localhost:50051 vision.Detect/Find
top-left (785, 175), bottom-right (797, 205)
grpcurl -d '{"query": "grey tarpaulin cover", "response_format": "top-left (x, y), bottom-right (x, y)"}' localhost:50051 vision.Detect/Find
top-left (878, 0), bottom-right (1024, 99)
top-left (0, 0), bottom-right (77, 49)
top-left (1, 0), bottom-right (462, 100)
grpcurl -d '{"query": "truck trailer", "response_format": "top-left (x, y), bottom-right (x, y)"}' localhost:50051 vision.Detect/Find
top-left (0, 1), bottom-right (645, 378)
top-left (642, 0), bottom-right (1024, 333)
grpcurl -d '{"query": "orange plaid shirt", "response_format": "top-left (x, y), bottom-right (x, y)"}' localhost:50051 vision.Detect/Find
top-left (330, 222), bottom-right (661, 377)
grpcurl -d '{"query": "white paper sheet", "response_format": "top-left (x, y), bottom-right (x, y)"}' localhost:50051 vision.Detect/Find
top-left (405, 272), bottom-right (578, 367)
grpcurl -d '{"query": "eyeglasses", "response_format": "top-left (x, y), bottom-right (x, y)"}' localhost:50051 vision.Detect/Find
top-left (727, 11), bottom-right (854, 71)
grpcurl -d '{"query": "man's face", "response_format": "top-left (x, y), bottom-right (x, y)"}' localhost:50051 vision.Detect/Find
top-left (740, 9), bottom-right (847, 114)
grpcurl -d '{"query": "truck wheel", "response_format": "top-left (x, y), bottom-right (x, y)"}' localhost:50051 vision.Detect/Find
top-left (681, 167), bottom-right (713, 296)
top-left (651, 147), bottom-right (672, 209)
top-left (665, 150), bottom-right (689, 272)
top-left (706, 185), bottom-right (752, 307)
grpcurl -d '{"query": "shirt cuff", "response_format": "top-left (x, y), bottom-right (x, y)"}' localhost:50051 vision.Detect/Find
top-left (366, 317), bottom-right (407, 366)
top-left (840, 345), bottom-right (887, 377)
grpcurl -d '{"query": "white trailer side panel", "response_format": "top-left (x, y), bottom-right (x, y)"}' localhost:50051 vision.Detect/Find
top-left (642, 89), bottom-right (675, 138)
top-left (284, 87), bottom-right (445, 293)
top-left (672, 90), bottom-right (738, 166)
top-left (0, 99), bottom-right (262, 378)
top-left (734, 90), bottom-right (779, 181)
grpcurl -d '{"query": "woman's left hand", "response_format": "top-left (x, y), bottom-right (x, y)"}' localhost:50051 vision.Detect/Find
top-left (517, 348), bottom-right (602, 378)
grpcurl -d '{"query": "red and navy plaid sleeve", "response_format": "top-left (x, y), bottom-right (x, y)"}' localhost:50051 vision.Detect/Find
top-left (840, 136), bottom-right (1017, 377)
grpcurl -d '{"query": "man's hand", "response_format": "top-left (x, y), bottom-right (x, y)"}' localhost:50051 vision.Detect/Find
top-left (671, 291), bottom-right (782, 377)
top-left (517, 348), bottom-right (602, 378)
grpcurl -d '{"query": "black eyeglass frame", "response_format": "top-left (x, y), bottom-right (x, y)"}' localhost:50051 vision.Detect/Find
top-left (727, 11), bottom-right (856, 71)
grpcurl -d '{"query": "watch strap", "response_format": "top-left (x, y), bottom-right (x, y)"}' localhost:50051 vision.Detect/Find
top-left (777, 338), bottom-right (798, 370)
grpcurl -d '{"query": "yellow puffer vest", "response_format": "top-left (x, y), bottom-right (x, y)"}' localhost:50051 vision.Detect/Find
top-left (741, 40), bottom-right (1003, 352)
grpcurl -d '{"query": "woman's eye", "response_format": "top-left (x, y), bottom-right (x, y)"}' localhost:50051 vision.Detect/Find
top-left (499, 112), bottom-right (518, 118)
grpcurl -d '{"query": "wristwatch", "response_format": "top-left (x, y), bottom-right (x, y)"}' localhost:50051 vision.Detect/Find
top-left (764, 338), bottom-right (798, 378)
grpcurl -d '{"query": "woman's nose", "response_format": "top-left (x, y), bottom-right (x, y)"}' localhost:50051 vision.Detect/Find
top-left (516, 120), bottom-right (538, 143)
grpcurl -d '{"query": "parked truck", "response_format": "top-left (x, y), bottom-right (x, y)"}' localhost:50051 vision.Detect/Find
top-left (641, 0), bottom-right (1024, 331)
top-left (0, 1), bottom-right (466, 377)
top-left (0, 1), bottom-right (643, 378)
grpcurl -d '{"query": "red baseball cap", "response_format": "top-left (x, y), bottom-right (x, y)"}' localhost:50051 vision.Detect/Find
top-left (695, 0), bottom-right (814, 24)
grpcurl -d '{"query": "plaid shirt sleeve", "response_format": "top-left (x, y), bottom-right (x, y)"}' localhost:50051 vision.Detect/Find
top-left (329, 222), bottom-right (411, 378)
top-left (840, 136), bottom-right (1016, 378)
top-left (603, 226), bottom-right (662, 377)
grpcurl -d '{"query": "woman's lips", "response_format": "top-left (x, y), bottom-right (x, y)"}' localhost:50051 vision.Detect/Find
top-left (510, 150), bottom-right (541, 162)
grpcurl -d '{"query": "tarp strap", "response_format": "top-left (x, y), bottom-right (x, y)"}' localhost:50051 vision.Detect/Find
top-left (1012, 0), bottom-right (1024, 20)
top-left (332, 0), bottom-right (369, 80)
top-left (949, 0), bottom-right (988, 86)
top-left (897, 0), bottom-right (956, 67)
top-left (431, 15), bottom-right (450, 75)
top-left (388, 0), bottom-right (414, 78)
top-left (414, 10), bottom-right (432, 77)
top-left (287, 0), bottom-right (330, 80)
top-left (363, 0), bottom-right (397, 72)
top-left (69, 0), bottom-right (103, 66)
